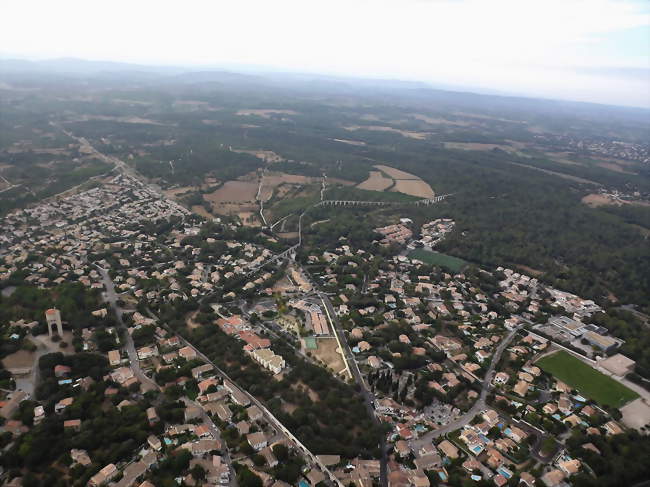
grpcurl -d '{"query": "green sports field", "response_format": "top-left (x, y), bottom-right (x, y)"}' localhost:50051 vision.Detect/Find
top-left (408, 249), bottom-right (467, 273)
top-left (536, 350), bottom-right (638, 408)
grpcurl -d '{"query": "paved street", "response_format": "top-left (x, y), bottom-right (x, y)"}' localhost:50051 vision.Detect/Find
top-left (182, 397), bottom-right (238, 487)
top-left (411, 326), bottom-right (522, 452)
top-left (95, 264), bottom-right (158, 392)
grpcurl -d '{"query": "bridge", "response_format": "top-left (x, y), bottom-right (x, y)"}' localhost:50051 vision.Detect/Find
top-left (245, 193), bottom-right (454, 277)
top-left (316, 193), bottom-right (452, 208)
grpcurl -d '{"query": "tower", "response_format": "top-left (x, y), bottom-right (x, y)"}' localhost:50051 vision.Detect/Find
top-left (45, 308), bottom-right (63, 337)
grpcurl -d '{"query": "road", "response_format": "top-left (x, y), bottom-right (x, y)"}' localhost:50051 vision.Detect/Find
top-left (317, 289), bottom-right (388, 487)
top-left (95, 264), bottom-right (159, 392)
top-left (182, 397), bottom-right (238, 487)
top-left (411, 326), bottom-right (522, 452)
top-left (97, 266), bottom-right (241, 482)
top-left (144, 308), bottom-right (344, 487)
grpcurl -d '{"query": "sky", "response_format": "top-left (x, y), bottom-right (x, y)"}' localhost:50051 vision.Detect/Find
top-left (1, 0), bottom-right (649, 107)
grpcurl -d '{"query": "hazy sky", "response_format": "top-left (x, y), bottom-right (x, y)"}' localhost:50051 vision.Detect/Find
top-left (2, 0), bottom-right (649, 107)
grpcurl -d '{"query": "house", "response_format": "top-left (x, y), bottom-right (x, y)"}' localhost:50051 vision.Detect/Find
top-left (247, 432), bottom-right (267, 450)
top-left (437, 440), bottom-right (459, 459)
top-left (54, 365), bottom-right (72, 377)
top-left (358, 341), bottom-right (372, 352)
top-left (513, 381), bottom-right (529, 397)
top-left (213, 402), bottom-right (233, 422)
top-left (179, 346), bottom-right (197, 360)
top-left (64, 419), bottom-right (81, 431)
top-left (192, 363), bottom-right (214, 379)
top-left (236, 421), bottom-right (250, 435)
top-left (108, 349), bottom-right (121, 366)
top-left (558, 459), bottom-right (581, 476)
top-left (604, 421), bottom-right (624, 436)
top-left (198, 377), bottom-right (219, 395)
top-left (541, 469), bottom-right (565, 487)
top-left (246, 405), bottom-right (263, 421)
top-left (0, 391), bottom-right (28, 419)
top-left (190, 439), bottom-right (221, 455)
top-left (394, 440), bottom-right (411, 457)
top-left (148, 435), bottom-right (162, 451)
top-left (33, 405), bottom-right (45, 424)
top-left (482, 409), bottom-right (499, 426)
top-left (146, 407), bottom-right (159, 425)
top-left (184, 405), bottom-right (202, 422)
top-left (261, 446), bottom-right (278, 467)
top-left (195, 424), bottom-right (212, 438)
top-left (70, 449), bottom-right (92, 466)
top-left (367, 356), bottom-right (382, 369)
top-left (543, 403), bottom-right (557, 415)
top-left (137, 346), bottom-right (158, 360)
top-left (55, 397), bottom-right (74, 413)
top-left (505, 426), bottom-right (527, 443)
top-left (415, 453), bottom-right (442, 471)
top-left (563, 414), bottom-right (581, 427)
top-left (89, 463), bottom-right (118, 486)
top-left (557, 395), bottom-right (572, 414)
top-left (493, 372), bottom-right (509, 385)
top-left (307, 469), bottom-right (326, 486)
top-left (519, 472), bottom-right (536, 486)
top-left (224, 381), bottom-right (250, 406)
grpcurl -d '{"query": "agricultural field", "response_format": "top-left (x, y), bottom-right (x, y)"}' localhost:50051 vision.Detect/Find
top-left (408, 249), bottom-right (467, 273)
top-left (391, 179), bottom-right (434, 198)
top-left (236, 109), bottom-right (298, 118)
top-left (356, 165), bottom-right (435, 198)
top-left (356, 170), bottom-right (393, 191)
top-left (536, 351), bottom-right (639, 408)
top-left (343, 125), bottom-right (429, 140)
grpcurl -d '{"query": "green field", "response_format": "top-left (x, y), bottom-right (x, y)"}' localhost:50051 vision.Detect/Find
top-left (408, 249), bottom-right (467, 273)
top-left (537, 351), bottom-right (638, 408)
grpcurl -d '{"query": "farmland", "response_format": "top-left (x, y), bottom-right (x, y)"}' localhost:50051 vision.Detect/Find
top-left (357, 170), bottom-right (393, 191)
top-left (408, 249), bottom-right (467, 273)
top-left (536, 351), bottom-right (639, 408)
top-left (356, 165), bottom-right (435, 198)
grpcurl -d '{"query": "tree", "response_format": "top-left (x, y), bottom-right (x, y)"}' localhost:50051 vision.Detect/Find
top-left (191, 464), bottom-right (206, 484)
top-left (272, 443), bottom-right (289, 462)
top-left (236, 465), bottom-right (263, 487)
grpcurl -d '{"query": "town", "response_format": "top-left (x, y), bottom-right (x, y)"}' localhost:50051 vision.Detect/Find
top-left (1, 156), bottom-right (648, 487)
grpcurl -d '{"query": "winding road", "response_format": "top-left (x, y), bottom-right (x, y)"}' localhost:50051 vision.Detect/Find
top-left (411, 325), bottom-right (522, 452)
top-left (95, 264), bottom-right (159, 392)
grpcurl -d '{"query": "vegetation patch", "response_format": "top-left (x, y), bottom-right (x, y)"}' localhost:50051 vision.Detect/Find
top-left (537, 351), bottom-right (638, 408)
top-left (408, 249), bottom-right (467, 273)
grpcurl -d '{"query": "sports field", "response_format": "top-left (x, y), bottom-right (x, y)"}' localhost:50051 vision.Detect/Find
top-left (408, 249), bottom-right (467, 273)
top-left (536, 351), bottom-right (638, 408)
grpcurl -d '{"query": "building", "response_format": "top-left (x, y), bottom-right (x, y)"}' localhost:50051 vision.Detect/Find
top-left (437, 440), bottom-right (459, 459)
top-left (247, 432), bottom-right (268, 450)
top-left (64, 419), bottom-right (81, 431)
top-left (251, 348), bottom-right (285, 374)
top-left (45, 308), bottom-right (64, 337)
top-left (108, 350), bottom-right (121, 366)
top-left (584, 331), bottom-right (619, 353)
top-left (89, 463), bottom-right (118, 486)
top-left (179, 346), bottom-right (197, 360)
top-left (548, 316), bottom-right (585, 337)
top-left (147, 435), bottom-right (162, 451)
top-left (146, 407), bottom-right (159, 425)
